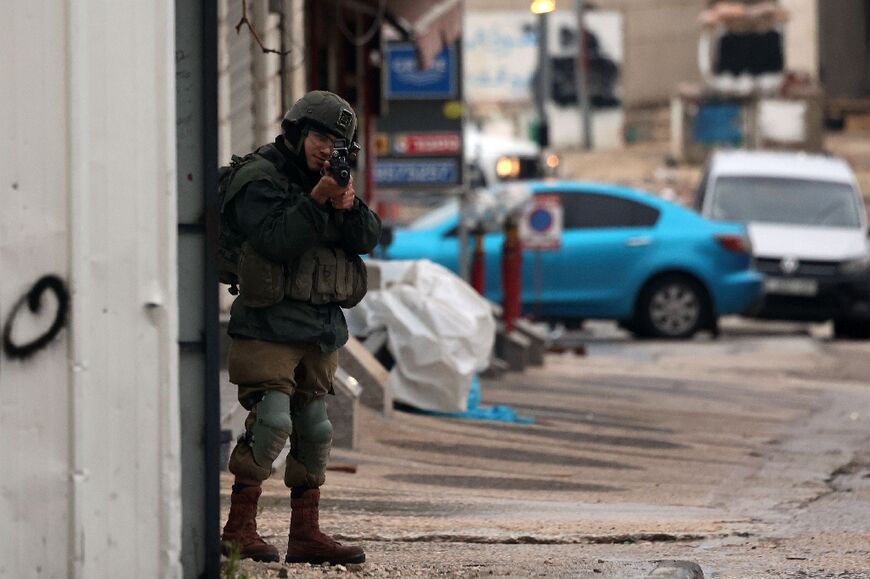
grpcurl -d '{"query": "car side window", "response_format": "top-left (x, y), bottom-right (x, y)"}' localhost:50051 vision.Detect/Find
top-left (555, 192), bottom-right (660, 229)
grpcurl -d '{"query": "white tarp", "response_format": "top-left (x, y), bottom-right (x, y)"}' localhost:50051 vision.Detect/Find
top-left (346, 259), bottom-right (495, 413)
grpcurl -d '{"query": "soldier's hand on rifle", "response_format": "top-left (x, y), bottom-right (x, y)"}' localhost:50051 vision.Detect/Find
top-left (331, 180), bottom-right (356, 210)
top-left (310, 161), bottom-right (351, 206)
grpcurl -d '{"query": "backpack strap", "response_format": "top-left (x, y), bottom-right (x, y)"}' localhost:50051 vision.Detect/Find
top-left (221, 146), bottom-right (290, 212)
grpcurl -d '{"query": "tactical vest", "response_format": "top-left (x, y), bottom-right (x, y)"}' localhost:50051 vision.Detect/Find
top-left (237, 242), bottom-right (367, 309)
top-left (222, 145), bottom-right (368, 309)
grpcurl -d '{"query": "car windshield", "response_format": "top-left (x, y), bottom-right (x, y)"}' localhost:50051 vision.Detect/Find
top-left (710, 176), bottom-right (862, 228)
top-left (406, 199), bottom-right (458, 230)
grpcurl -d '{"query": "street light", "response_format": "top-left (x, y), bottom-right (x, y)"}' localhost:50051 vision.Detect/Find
top-left (530, 0), bottom-right (555, 14)
top-left (531, 1), bottom-right (553, 148)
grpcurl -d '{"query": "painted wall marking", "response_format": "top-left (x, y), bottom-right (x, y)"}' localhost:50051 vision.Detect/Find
top-left (2, 275), bottom-right (70, 360)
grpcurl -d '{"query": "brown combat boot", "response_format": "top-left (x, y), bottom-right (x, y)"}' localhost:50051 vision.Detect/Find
top-left (284, 488), bottom-right (365, 565)
top-left (221, 484), bottom-right (280, 562)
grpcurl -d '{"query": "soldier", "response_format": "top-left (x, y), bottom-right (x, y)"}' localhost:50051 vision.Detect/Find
top-left (218, 90), bottom-right (381, 565)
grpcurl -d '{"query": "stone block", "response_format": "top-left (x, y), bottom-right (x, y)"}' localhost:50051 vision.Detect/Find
top-left (480, 356), bottom-right (509, 378)
top-left (339, 335), bottom-right (392, 415)
top-left (329, 368), bottom-right (361, 450)
top-left (494, 329), bottom-right (531, 372)
top-left (512, 318), bottom-right (550, 367)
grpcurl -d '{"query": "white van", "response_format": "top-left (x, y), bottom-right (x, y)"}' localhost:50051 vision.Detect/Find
top-left (696, 150), bottom-right (870, 339)
top-left (464, 127), bottom-right (559, 188)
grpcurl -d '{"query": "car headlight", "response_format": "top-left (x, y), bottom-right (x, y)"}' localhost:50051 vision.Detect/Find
top-left (840, 255), bottom-right (870, 275)
top-left (495, 156), bottom-right (521, 179)
top-left (545, 153), bottom-right (560, 170)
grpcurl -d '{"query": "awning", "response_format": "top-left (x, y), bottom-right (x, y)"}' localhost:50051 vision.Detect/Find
top-left (343, 0), bottom-right (463, 70)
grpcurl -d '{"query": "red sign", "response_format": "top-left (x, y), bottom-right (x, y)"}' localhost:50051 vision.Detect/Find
top-left (520, 194), bottom-right (563, 251)
top-left (392, 132), bottom-right (462, 156)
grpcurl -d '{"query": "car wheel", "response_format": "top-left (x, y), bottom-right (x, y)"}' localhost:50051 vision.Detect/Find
top-left (637, 275), bottom-right (708, 339)
top-left (833, 318), bottom-right (870, 340)
top-left (618, 319), bottom-right (639, 334)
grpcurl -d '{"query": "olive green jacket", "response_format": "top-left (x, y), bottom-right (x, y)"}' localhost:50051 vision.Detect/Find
top-left (226, 138), bottom-right (382, 351)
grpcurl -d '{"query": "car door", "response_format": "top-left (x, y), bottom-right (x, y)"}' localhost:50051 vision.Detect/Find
top-left (527, 190), bottom-right (660, 318)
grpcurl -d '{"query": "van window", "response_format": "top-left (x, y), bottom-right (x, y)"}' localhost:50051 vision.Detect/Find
top-left (710, 177), bottom-right (862, 228)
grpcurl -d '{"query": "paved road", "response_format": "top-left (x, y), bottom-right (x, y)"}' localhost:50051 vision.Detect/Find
top-left (224, 318), bottom-right (870, 578)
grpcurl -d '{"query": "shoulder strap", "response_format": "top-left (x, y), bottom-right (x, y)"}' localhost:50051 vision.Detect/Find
top-left (222, 145), bottom-right (290, 211)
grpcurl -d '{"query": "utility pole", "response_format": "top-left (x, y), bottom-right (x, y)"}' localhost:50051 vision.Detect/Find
top-left (536, 11), bottom-right (550, 148)
top-left (577, 0), bottom-right (593, 149)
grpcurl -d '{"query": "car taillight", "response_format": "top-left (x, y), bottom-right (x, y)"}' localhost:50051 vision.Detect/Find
top-left (715, 234), bottom-right (752, 254)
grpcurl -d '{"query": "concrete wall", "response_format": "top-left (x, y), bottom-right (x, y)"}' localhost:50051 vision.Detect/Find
top-left (603, 0), bottom-right (706, 107)
top-left (0, 2), bottom-right (180, 578)
top-left (782, 0), bottom-right (819, 78)
top-left (218, 0), bottom-right (292, 164)
top-left (819, 0), bottom-right (870, 98)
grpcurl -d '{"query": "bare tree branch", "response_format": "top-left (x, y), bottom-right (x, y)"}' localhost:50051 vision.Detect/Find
top-left (235, 0), bottom-right (292, 56)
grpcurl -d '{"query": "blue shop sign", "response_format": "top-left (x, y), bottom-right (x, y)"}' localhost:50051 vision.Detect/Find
top-left (385, 43), bottom-right (457, 99)
top-left (375, 159), bottom-right (459, 185)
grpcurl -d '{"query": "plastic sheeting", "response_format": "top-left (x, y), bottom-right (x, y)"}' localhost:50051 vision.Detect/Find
top-left (346, 259), bottom-right (495, 413)
top-left (418, 375), bottom-right (535, 423)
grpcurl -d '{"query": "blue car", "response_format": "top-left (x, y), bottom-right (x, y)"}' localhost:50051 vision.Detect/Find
top-left (385, 181), bottom-right (763, 339)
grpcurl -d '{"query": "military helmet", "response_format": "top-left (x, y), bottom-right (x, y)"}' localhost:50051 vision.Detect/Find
top-left (282, 90), bottom-right (357, 142)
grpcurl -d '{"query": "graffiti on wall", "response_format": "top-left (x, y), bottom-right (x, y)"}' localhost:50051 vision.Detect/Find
top-left (2, 275), bottom-right (70, 361)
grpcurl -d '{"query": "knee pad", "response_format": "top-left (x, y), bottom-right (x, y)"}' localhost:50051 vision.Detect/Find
top-left (251, 391), bottom-right (293, 468)
top-left (227, 439), bottom-right (272, 482)
top-left (284, 397), bottom-right (333, 488)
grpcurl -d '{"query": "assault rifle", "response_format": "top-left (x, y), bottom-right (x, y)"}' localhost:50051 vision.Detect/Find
top-left (327, 138), bottom-right (360, 187)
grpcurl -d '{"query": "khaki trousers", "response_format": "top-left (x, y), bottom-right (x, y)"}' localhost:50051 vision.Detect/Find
top-left (226, 338), bottom-right (338, 483)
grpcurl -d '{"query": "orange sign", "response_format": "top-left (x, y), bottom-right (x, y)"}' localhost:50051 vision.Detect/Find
top-left (375, 133), bottom-right (390, 156)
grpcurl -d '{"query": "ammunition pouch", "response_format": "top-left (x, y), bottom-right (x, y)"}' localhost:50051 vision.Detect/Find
top-left (238, 243), bottom-right (368, 308)
top-left (238, 242), bottom-right (286, 308)
top-left (285, 247), bottom-right (368, 308)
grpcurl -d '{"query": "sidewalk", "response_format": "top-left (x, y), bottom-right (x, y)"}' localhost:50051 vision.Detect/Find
top-left (220, 332), bottom-right (852, 578)
top-left (219, 320), bottom-right (870, 578)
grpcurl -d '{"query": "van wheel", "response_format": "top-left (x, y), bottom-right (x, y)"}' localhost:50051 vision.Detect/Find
top-left (636, 275), bottom-right (708, 339)
top-left (833, 318), bottom-right (870, 340)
